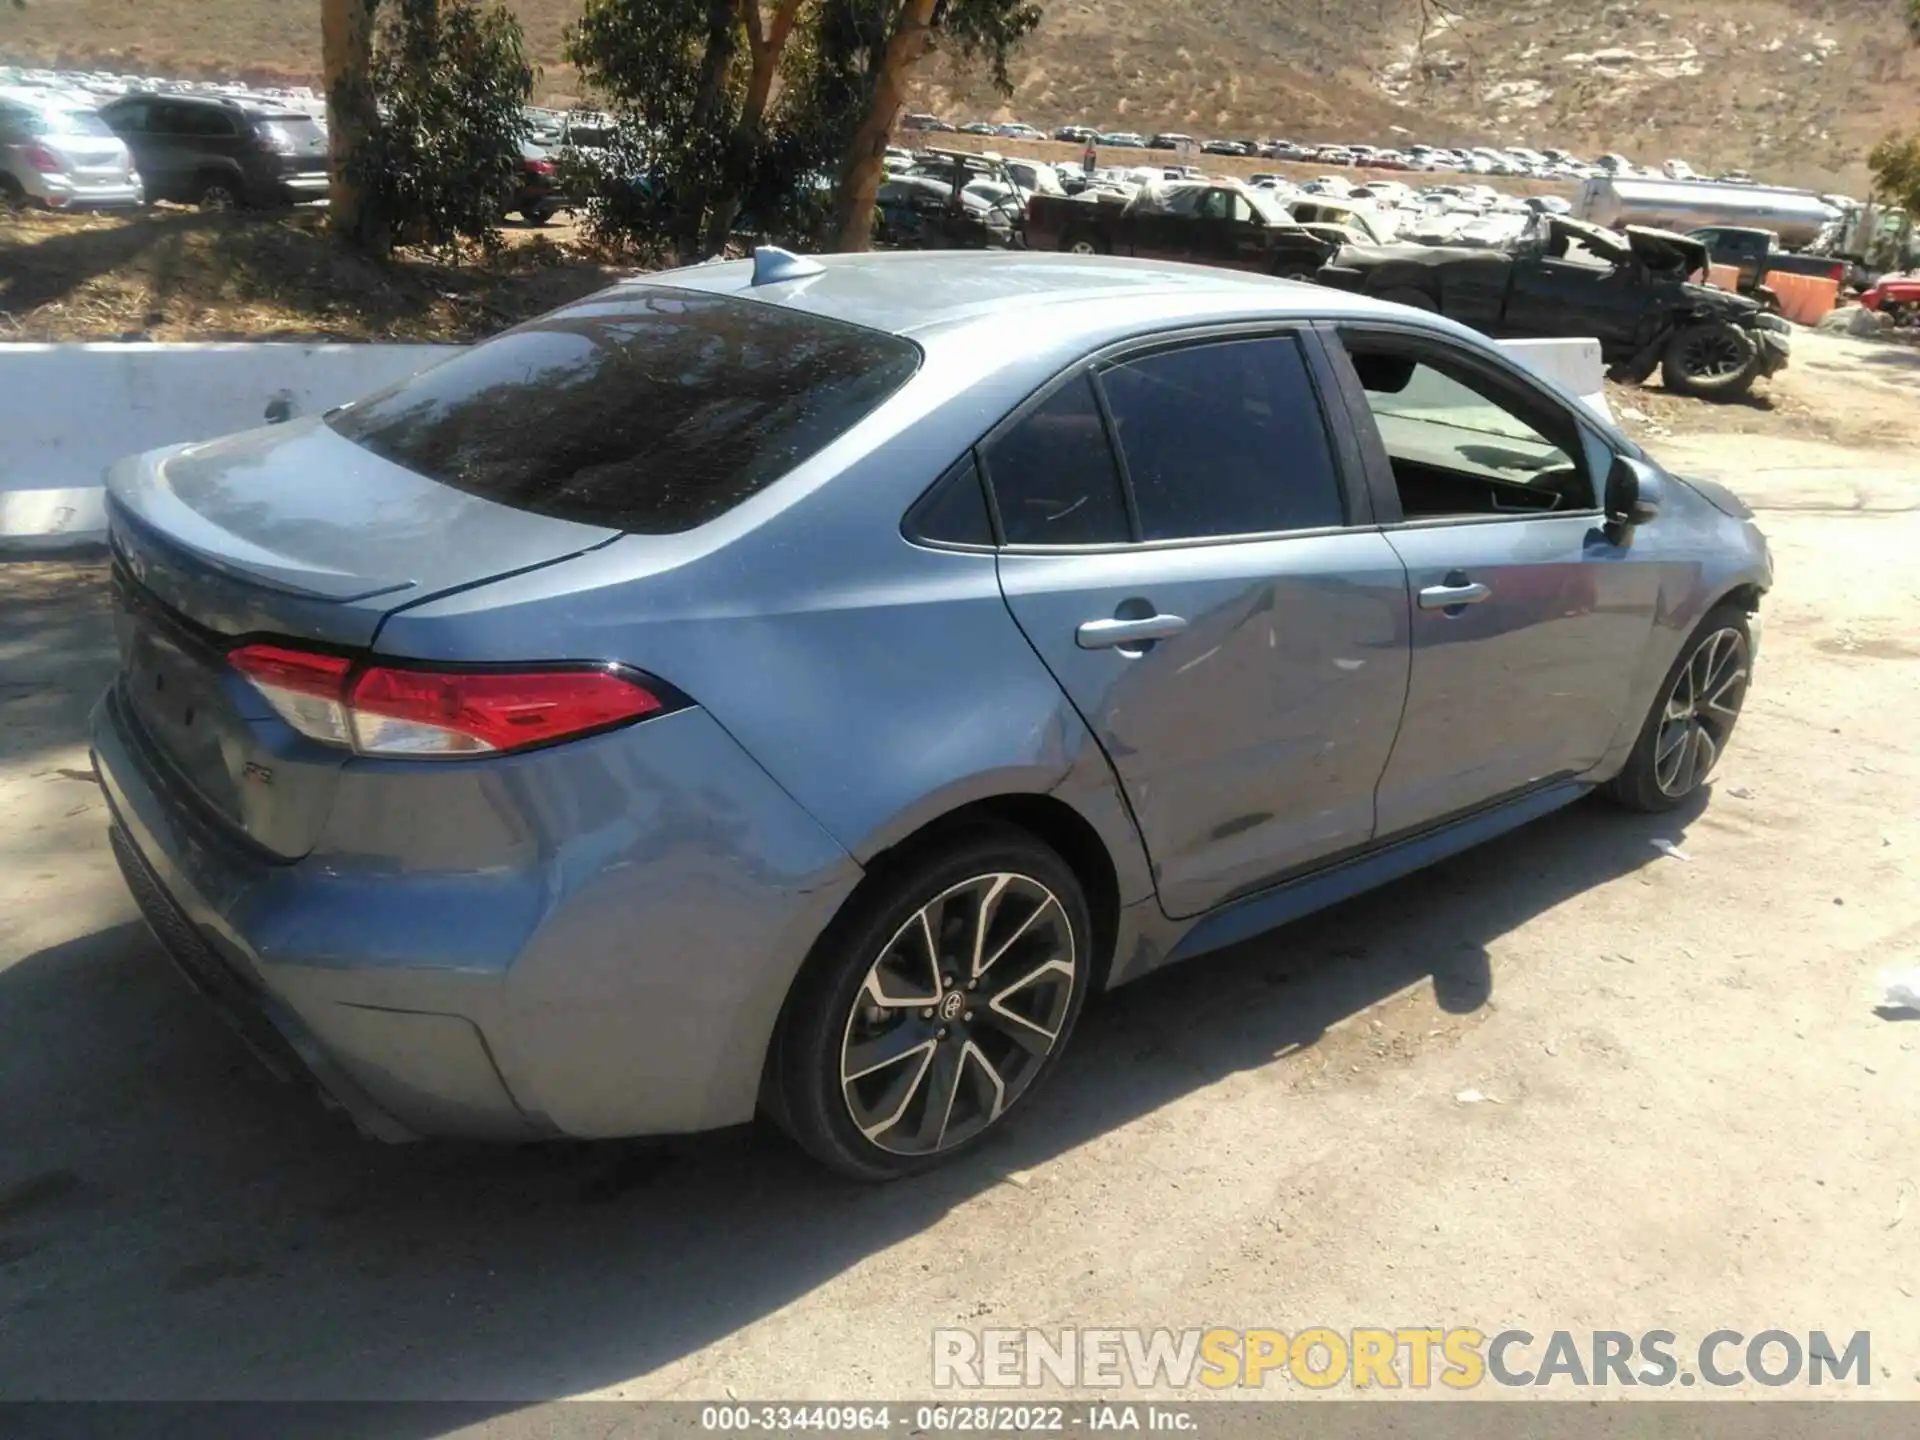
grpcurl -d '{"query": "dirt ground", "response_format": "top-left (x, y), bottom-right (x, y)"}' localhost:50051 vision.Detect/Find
top-left (1, 329), bottom-right (1918, 1412)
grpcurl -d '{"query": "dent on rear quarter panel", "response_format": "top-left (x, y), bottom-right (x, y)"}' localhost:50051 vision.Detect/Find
top-left (297, 708), bottom-right (862, 1137)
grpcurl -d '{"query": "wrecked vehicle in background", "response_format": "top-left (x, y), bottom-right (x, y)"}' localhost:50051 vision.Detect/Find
top-left (1023, 179), bottom-right (1346, 280)
top-left (1317, 214), bottom-right (1792, 399)
top-left (1860, 274), bottom-right (1920, 326)
top-left (874, 148), bottom-right (1027, 249)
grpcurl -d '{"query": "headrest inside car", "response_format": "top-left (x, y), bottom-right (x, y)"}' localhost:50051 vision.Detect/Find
top-left (1350, 352), bottom-right (1416, 394)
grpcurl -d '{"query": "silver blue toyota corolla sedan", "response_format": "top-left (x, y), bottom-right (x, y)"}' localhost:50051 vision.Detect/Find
top-left (93, 250), bottom-right (1768, 1179)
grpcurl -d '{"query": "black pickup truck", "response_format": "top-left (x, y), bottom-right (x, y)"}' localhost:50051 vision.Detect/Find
top-left (1685, 225), bottom-right (1850, 299)
top-left (1023, 180), bottom-right (1345, 279)
top-left (1319, 215), bottom-right (1793, 399)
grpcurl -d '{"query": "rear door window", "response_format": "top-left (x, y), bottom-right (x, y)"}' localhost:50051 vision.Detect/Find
top-left (1098, 336), bottom-right (1345, 540)
top-left (326, 287), bottom-right (922, 534)
top-left (979, 374), bottom-right (1131, 546)
top-left (104, 100), bottom-right (152, 133)
top-left (149, 102), bottom-right (196, 134)
top-left (183, 106), bottom-right (237, 138)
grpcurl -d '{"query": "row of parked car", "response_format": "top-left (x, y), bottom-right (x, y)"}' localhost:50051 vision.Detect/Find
top-left (902, 113), bottom-right (1766, 187)
top-left (0, 84), bottom-right (329, 212)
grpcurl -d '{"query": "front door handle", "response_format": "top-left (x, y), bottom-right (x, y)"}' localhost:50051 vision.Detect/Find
top-left (1417, 581), bottom-right (1491, 610)
top-left (1076, 614), bottom-right (1189, 649)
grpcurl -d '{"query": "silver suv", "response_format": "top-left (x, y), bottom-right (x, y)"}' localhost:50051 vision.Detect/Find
top-left (0, 89), bottom-right (143, 211)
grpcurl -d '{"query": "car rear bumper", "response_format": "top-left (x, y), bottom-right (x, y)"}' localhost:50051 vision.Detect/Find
top-left (92, 683), bottom-right (863, 1143)
top-left (29, 174), bottom-right (144, 208)
top-left (273, 172), bottom-right (330, 203)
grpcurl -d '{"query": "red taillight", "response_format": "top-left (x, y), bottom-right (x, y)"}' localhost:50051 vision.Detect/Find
top-left (229, 644), bottom-right (354, 746)
top-left (23, 142), bottom-right (64, 174)
top-left (228, 643), bottom-right (669, 757)
top-left (527, 158), bottom-right (556, 177)
top-left (349, 665), bottom-right (665, 756)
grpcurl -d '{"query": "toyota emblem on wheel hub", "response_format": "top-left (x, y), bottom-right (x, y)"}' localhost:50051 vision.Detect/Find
top-left (938, 991), bottom-right (966, 1022)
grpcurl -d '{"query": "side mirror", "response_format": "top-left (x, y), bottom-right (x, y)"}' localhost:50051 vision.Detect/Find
top-left (1606, 455), bottom-right (1663, 527)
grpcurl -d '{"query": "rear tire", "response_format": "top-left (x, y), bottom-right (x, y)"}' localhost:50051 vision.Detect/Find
top-left (1661, 320), bottom-right (1763, 399)
top-left (1603, 605), bottom-right (1752, 812)
top-left (1060, 231), bottom-right (1106, 255)
top-left (1376, 286), bottom-right (1438, 312)
top-left (196, 175), bottom-right (242, 212)
top-left (0, 175), bottom-right (27, 211)
top-left (771, 825), bottom-right (1093, 1181)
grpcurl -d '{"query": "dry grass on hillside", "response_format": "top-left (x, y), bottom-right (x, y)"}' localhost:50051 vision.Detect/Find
top-left (0, 208), bottom-right (625, 343)
top-left (2, 0), bottom-right (1916, 189)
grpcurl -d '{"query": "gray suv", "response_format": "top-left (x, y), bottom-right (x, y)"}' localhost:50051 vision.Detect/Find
top-left (97, 94), bottom-right (328, 210)
top-left (93, 252), bottom-right (1770, 1179)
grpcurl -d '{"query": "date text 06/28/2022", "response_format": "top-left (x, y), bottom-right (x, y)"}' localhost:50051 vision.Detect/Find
top-left (700, 1405), bottom-right (1195, 1432)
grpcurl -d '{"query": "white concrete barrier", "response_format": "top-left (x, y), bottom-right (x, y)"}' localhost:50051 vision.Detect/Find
top-left (0, 335), bottom-right (1609, 550)
top-left (1499, 337), bottom-right (1611, 421)
top-left (0, 342), bottom-right (457, 551)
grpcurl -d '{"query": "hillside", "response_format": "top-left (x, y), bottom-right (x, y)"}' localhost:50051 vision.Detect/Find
top-left (3, 0), bottom-right (1916, 190)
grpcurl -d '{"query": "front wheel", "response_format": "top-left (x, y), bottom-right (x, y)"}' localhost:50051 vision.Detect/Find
top-left (1603, 606), bottom-right (1752, 812)
top-left (1662, 320), bottom-right (1763, 399)
top-left (1060, 232), bottom-right (1106, 256)
top-left (771, 826), bottom-right (1093, 1180)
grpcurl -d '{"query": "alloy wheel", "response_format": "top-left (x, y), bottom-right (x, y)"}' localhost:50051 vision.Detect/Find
top-left (1654, 627), bottom-right (1748, 797)
top-left (200, 184), bottom-right (237, 212)
top-left (840, 872), bottom-right (1076, 1157)
top-left (1678, 329), bottom-right (1749, 380)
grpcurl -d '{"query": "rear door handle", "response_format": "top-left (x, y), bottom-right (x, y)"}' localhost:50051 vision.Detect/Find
top-left (1076, 615), bottom-right (1189, 649)
top-left (1417, 582), bottom-right (1491, 610)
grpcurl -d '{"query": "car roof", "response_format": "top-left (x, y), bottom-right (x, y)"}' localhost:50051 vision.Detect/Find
top-left (639, 250), bottom-right (1451, 346)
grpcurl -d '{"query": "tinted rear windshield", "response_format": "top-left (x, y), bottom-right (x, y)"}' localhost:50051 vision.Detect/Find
top-left (327, 287), bottom-right (922, 533)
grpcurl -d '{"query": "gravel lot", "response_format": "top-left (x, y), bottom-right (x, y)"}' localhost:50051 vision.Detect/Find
top-left (1, 330), bottom-right (1917, 1409)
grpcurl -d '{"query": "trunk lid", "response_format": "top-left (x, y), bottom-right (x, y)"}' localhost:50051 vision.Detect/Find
top-left (47, 133), bottom-right (134, 178)
top-left (106, 419), bottom-right (620, 858)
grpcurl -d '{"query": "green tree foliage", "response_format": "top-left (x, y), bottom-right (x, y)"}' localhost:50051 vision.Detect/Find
top-left (350, 0), bottom-right (535, 253)
top-left (568, 0), bottom-right (813, 258)
top-left (567, 0), bottom-right (1040, 257)
top-left (825, 0), bottom-right (1037, 250)
top-left (1868, 131), bottom-right (1920, 214)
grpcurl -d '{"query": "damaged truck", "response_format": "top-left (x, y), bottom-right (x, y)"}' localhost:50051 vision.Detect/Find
top-left (1317, 214), bottom-right (1792, 399)
top-left (1023, 179), bottom-right (1348, 280)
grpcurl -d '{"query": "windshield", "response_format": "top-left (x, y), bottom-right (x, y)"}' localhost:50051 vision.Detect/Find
top-left (327, 288), bottom-right (922, 534)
